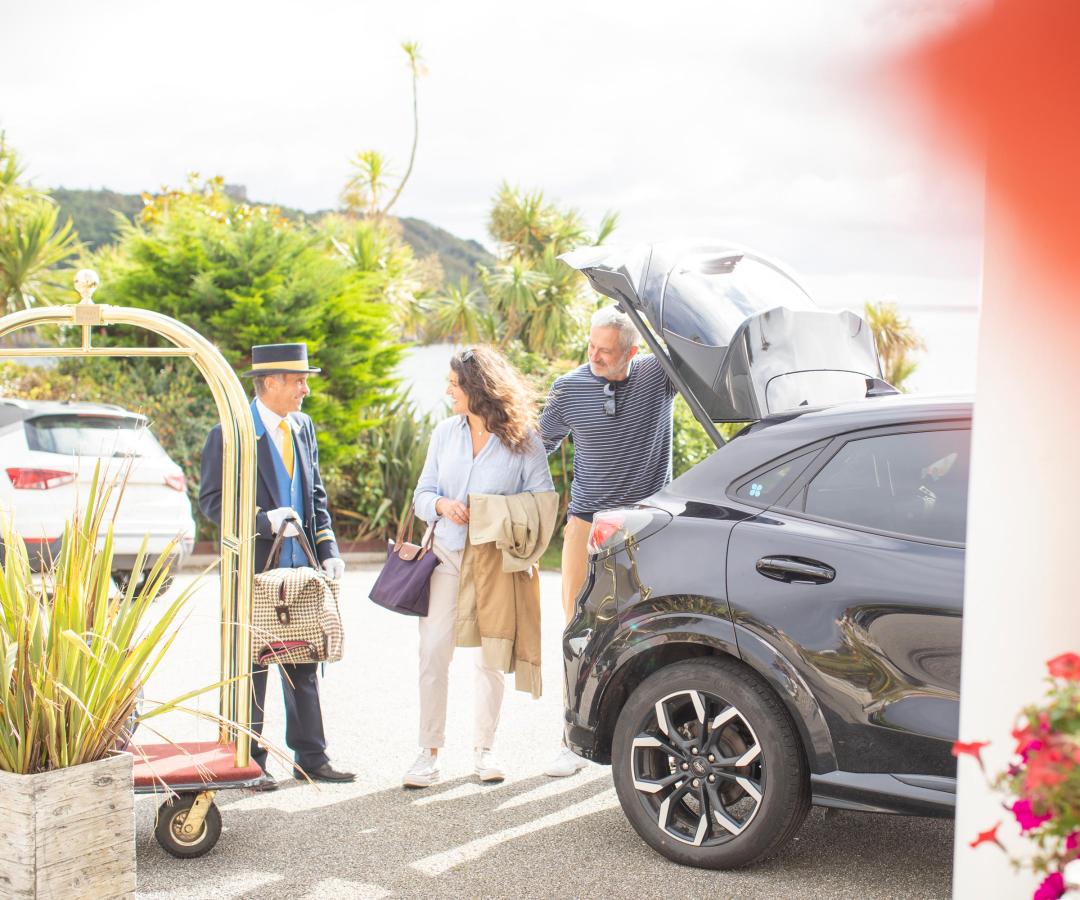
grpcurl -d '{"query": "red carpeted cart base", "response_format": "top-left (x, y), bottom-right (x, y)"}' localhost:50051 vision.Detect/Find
top-left (131, 741), bottom-right (264, 790)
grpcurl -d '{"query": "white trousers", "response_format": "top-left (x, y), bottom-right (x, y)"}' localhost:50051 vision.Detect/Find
top-left (417, 543), bottom-right (505, 749)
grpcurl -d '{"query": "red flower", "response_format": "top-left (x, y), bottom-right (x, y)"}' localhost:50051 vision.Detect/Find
top-left (1013, 724), bottom-right (1044, 761)
top-left (1025, 746), bottom-right (1070, 791)
top-left (1012, 798), bottom-right (1053, 832)
top-left (1033, 871), bottom-right (1065, 900)
top-left (1047, 653), bottom-right (1080, 680)
top-left (969, 822), bottom-right (1003, 850)
top-left (952, 739), bottom-right (991, 769)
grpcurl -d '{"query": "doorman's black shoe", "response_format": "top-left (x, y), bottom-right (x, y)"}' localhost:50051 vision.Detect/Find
top-left (297, 763), bottom-right (356, 783)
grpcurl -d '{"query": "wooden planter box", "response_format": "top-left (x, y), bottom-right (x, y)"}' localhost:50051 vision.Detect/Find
top-left (0, 753), bottom-right (135, 899)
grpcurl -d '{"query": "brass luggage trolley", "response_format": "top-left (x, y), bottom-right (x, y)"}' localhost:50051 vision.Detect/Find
top-left (0, 269), bottom-right (261, 857)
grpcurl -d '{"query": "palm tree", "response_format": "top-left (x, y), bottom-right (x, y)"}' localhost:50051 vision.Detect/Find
top-left (864, 301), bottom-right (926, 391)
top-left (382, 42), bottom-right (426, 216)
top-left (0, 138), bottom-right (79, 314)
top-left (426, 278), bottom-right (494, 344)
top-left (341, 150), bottom-right (392, 218)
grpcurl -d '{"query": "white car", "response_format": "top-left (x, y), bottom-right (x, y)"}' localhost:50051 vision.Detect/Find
top-left (0, 399), bottom-right (196, 586)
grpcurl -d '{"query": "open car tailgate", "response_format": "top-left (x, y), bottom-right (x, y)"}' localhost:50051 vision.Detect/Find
top-left (561, 243), bottom-right (882, 424)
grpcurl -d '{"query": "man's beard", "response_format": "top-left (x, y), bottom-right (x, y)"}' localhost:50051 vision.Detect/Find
top-left (589, 356), bottom-right (630, 380)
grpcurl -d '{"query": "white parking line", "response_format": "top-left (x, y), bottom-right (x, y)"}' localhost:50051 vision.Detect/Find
top-left (496, 766), bottom-right (609, 811)
top-left (409, 788), bottom-right (619, 877)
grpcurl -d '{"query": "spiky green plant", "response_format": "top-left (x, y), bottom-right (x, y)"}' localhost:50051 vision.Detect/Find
top-left (0, 466), bottom-right (221, 774)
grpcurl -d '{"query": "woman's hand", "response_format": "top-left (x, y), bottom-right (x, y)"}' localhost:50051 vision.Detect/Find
top-left (435, 497), bottom-right (470, 525)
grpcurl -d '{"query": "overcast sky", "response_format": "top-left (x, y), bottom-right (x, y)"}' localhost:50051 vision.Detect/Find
top-left (3, 0), bottom-right (984, 313)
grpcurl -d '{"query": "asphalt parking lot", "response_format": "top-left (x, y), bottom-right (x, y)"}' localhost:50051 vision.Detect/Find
top-left (134, 567), bottom-right (954, 899)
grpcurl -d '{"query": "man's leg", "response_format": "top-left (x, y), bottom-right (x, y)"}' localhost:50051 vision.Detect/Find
top-left (280, 662), bottom-right (329, 774)
top-left (547, 515), bottom-right (592, 777)
top-left (561, 515), bottom-right (592, 624)
top-left (250, 663), bottom-right (271, 772)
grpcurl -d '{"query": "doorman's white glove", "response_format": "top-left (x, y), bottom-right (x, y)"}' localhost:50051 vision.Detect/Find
top-left (267, 507), bottom-right (301, 537)
top-left (322, 557), bottom-right (345, 580)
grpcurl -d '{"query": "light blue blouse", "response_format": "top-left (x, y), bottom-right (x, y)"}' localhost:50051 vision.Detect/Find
top-left (413, 415), bottom-right (555, 551)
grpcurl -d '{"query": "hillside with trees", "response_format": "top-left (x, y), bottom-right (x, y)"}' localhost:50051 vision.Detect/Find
top-left (50, 186), bottom-right (493, 285)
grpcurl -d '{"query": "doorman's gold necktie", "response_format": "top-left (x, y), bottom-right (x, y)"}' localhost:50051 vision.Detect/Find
top-left (278, 420), bottom-right (294, 478)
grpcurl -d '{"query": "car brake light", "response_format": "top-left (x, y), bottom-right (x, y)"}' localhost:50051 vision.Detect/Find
top-left (587, 507), bottom-right (672, 557)
top-left (588, 513), bottom-right (626, 554)
top-left (5, 467), bottom-right (76, 490)
top-left (164, 473), bottom-right (186, 492)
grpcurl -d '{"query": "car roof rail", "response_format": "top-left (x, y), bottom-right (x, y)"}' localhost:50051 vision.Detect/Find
top-left (865, 377), bottom-right (901, 398)
top-left (0, 397), bottom-right (29, 408)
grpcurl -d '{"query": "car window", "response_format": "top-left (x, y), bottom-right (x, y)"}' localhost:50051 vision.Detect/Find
top-left (24, 415), bottom-right (166, 458)
top-left (662, 254), bottom-right (815, 346)
top-left (804, 429), bottom-right (970, 543)
top-left (735, 450), bottom-right (818, 506)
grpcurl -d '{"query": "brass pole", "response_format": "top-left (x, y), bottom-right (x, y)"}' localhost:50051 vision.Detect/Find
top-left (0, 270), bottom-right (256, 767)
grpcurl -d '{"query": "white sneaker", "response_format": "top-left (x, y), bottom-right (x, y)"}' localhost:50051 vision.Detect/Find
top-left (474, 749), bottom-right (506, 783)
top-left (545, 746), bottom-right (587, 778)
top-left (403, 750), bottom-right (440, 788)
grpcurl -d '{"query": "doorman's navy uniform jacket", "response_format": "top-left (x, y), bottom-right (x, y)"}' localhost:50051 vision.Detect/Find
top-left (198, 406), bottom-right (340, 572)
top-left (198, 401), bottom-right (340, 774)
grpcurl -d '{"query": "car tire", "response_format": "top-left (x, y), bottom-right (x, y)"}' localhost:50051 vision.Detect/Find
top-left (611, 657), bottom-right (810, 869)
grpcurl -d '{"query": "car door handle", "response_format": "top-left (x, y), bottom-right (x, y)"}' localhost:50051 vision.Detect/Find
top-left (756, 556), bottom-right (836, 584)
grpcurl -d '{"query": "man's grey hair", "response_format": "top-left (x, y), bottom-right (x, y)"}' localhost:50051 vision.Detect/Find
top-left (252, 374), bottom-right (273, 397)
top-left (590, 305), bottom-right (640, 351)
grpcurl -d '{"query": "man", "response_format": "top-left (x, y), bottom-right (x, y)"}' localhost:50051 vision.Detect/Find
top-left (199, 342), bottom-right (355, 790)
top-left (539, 306), bottom-right (678, 777)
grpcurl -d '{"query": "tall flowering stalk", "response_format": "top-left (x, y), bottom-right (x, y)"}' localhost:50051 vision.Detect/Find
top-left (954, 653), bottom-right (1080, 899)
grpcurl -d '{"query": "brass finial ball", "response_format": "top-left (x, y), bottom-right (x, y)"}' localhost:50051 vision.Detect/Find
top-left (74, 269), bottom-right (100, 303)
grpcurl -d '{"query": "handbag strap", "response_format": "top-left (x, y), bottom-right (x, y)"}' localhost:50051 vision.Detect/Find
top-left (393, 504), bottom-right (417, 552)
top-left (263, 516), bottom-right (322, 572)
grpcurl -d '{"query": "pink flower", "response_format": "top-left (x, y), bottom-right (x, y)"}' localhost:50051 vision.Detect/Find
top-left (1067, 830), bottom-right (1080, 852)
top-left (1033, 870), bottom-right (1065, 900)
top-left (1012, 798), bottom-right (1052, 832)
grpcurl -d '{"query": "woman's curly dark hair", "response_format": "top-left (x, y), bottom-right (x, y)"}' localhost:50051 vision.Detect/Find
top-left (450, 346), bottom-right (538, 454)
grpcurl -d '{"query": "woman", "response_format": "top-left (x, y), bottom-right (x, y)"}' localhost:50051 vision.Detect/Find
top-left (404, 346), bottom-right (555, 788)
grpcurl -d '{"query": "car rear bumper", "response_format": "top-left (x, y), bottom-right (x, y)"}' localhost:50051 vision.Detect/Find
top-left (10, 534), bottom-right (194, 572)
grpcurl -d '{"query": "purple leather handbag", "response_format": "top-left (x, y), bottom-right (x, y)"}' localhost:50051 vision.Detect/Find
top-left (368, 505), bottom-right (438, 616)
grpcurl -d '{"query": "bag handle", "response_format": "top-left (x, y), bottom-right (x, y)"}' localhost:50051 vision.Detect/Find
top-left (393, 504), bottom-right (436, 558)
top-left (263, 515), bottom-right (322, 572)
top-left (393, 504), bottom-right (418, 552)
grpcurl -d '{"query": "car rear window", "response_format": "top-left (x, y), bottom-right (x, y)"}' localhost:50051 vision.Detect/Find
top-left (735, 450), bottom-right (819, 506)
top-left (24, 414), bottom-right (166, 458)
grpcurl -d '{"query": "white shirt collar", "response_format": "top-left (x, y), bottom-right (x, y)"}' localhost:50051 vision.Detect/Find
top-left (255, 398), bottom-right (300, 435)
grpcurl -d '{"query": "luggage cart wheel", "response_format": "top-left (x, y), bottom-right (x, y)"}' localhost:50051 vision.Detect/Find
top-left (155, 791), bottom-right (221, 858)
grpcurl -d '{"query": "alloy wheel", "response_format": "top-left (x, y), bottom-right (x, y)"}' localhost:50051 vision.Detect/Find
top-left (630, 688), bottom-right (764, 847)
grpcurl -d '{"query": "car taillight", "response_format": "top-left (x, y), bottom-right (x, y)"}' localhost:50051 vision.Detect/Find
top-left (164, 473), bottom-right (186, 492)
top-left (5, 467), bottom-right (76, 490)
top-left (587, 507), bottom-right (672, 557)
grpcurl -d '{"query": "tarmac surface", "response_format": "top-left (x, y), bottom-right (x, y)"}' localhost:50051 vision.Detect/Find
top-left (134, 566), bottom-right (955, 899)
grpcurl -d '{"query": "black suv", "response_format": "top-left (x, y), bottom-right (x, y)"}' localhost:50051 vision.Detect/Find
top-left (559, 245), bottom-right (968, 869)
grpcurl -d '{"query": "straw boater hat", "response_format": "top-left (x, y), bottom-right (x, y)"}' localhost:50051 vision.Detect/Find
top-left (242, 343), bottom-right (321, 377)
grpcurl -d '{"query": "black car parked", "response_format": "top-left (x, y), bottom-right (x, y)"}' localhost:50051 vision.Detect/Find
top-left (559, 245), bottom-right (969, 869)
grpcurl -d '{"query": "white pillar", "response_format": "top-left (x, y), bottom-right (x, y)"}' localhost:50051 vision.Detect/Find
top-left (952, 191), bottom-right (1080, 895)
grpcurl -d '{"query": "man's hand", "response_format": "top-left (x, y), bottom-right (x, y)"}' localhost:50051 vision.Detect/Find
top-left (267, 507), bottom-right (301, 537)
top-left (435, 496), bottom-right (469, 525)
top-left (322, 557), bottom-right (345, 580)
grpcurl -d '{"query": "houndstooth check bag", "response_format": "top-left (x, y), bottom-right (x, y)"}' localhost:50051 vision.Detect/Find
top-left (252, 527), bottom-right (344, 666)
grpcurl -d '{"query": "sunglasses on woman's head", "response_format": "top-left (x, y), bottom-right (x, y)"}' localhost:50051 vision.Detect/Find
top-left (603, 381), bottom-right (616, 417)
top-left (460, 348), bottom-right (475, 362)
